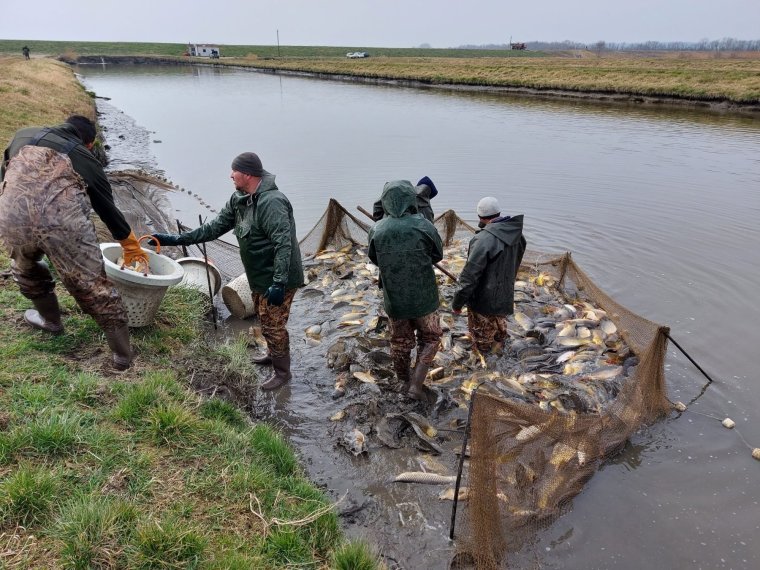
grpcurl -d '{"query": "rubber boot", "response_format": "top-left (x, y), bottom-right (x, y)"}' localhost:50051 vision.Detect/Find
top-left (407, 361), bottom-right (431, 400)
top-left (260, 354), bottom-right (292, 390)
top-left (104, 325), bottom-right (134, 371)
top-left (393, 353), bottom-right (412, 393)
top-left (408, 343), bottom-right (438, 400)
top-left (24, 293), bottom-right (64, 335)
top-left (252, 353), bottom-right (272, 365)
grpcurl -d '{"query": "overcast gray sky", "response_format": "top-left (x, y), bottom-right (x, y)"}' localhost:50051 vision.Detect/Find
top-left (2, 0), bottom-right (758, 47)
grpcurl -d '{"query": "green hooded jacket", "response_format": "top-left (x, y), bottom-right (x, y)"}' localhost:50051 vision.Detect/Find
top-left (368, 180), bottom-right (443, 319)
top-left (180, 173), bottom-right (304, 293)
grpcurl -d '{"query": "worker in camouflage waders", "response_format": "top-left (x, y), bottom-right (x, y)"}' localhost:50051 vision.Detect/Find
top-left (452, 197), bottom-right (526, 355)
top-left (0, 115), bottom-right (149, 370)
top-left (150, 152), bottom-right (304, 391)
top-left (368, 180), bottom-right (443, 400)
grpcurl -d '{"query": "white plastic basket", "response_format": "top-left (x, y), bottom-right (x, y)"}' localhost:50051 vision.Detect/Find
top-left (100, 240), bottom-right (184, 327)
top-left (221, 272), bottom-right (256, 319)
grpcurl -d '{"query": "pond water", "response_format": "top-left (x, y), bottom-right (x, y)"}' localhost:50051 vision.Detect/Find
top-left (78, 63), bottom-right (760, 569)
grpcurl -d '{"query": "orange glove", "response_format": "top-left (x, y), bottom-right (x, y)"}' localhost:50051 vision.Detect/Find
top-left (118, 230), bottom-right (150, 269)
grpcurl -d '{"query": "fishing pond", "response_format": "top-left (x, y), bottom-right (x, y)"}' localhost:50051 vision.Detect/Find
top-left (78, 63), bottom-right (760, 569)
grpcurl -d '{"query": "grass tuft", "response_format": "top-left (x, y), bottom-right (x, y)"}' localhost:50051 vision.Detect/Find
top-left (199, 398), bottom-right (247, 429)
top-left (132, 516), bottom-right (206, 569)
top-left (147, 403), bottom-right (198, 446)
top-left (248, 424), bottom-right (299, 477)
top-left (331, 539), bottom-right (383, 570)
top-left (0, 464), bottom-right (61, 527)
top-left (54, 495), bottom-right (137, 569)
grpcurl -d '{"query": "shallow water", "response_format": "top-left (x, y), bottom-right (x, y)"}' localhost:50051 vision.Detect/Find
top-left (78, 63), bottom-right (760, 569)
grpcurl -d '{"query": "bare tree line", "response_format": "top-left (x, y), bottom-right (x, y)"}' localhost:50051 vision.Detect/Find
top-left (458, 38), bottom-right (760, 51)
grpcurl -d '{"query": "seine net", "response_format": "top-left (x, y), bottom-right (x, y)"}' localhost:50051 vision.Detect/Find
top-left (104, 177), bottom-right (671, 568)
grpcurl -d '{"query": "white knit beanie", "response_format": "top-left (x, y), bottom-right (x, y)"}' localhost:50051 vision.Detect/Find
top-left (476, 197), bottom-right (500, 217)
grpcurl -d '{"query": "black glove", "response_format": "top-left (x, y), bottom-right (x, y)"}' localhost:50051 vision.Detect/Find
top-left (263, 283), bottom-right (285, 306)
top-left (149, 233), bottom-right (184, 247)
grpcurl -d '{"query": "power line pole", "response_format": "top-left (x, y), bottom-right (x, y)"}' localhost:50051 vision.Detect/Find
top-left (277, 30), bottom-right (281, 58)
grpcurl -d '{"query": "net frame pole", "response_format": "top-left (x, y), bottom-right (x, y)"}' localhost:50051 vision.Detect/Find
top-left (665, 332), bottom-right (715, 385)
top-left (198, 215), bottom-right (218, 330)
top-left (449, 383), bottom-right (482, 540)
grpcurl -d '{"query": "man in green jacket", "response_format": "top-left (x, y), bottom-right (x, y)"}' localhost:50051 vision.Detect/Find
top-left (372, 175), bottom-right (438, 223)
top-left (0, 115), bottom-right (149, 370)
top-left (368, 180), bottom-right (443, 400)
top-left (452, 197), bottom-right (526, 355)
top-left (151, 152), bottom-right (304, 390)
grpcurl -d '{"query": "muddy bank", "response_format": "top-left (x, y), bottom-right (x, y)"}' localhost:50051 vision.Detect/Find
top-left (71, 55), bottom-right (760, 116)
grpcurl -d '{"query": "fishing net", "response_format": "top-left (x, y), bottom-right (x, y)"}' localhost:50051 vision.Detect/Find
top-left (105, 177), bottom-right (671, 568)
top-left (452, 251), bottom-right (671, 569)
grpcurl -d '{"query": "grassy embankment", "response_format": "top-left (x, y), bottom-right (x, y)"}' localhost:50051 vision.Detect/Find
top-left (0, 57), bottom-right (379, 569)
top-left (2, 39), bottom-right (759, 105)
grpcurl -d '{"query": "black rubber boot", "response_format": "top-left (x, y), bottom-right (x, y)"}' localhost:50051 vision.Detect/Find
top-left (260, 354), bottom-right (292, 390)
top-left (104, 325), bottom-right (134, 371)
top-left (24, 293), bottom-right (64, 335)
top-left (393, 353), bottom-right (412, 392)
top-left (252, 353), bottom-right (272, 365)
top-left (407, 343), bottom-right (438, 400)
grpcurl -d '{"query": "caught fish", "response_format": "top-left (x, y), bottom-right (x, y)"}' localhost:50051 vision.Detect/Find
top-left (305, 324), bottom-right (322, 338)
top-left (332, 373), bottom-right (348, 399)
top-left (338, 319), bottom-right (364, 327)
top-left (340, 311), bottom-right (367, 321)
top-left (584, 366), bottom-right (623, 381)
top-left (330, 410), bottom-right (346, 421)
top-left (393, 472), bottom-right (457, 484)
top-left (514, 312), bottom-right (535, 331)
top-left (341, 428), bottom-right (367, 456)
top-left (600, 319), bottom-right (617, 335)
top-left (353, 371), bottom-right (377, 384)
top-left (439, 487), bottom-right (469, 501)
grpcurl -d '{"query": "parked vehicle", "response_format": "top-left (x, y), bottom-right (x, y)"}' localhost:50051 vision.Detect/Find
top-left (346, 52), bottom-right (369, 58)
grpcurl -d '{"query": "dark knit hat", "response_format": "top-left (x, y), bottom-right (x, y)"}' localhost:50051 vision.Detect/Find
top-left (231, 152), bottom-right (264, 176)
top-left (416, 175), bottom-right (438, 198)
top-left (65, 115), bottom-right (97, 145)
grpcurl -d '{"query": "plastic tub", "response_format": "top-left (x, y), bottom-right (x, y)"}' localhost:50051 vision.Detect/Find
top-left (100, 239), bottom-right (184, 327)
top-left (176, 257), bottom-right (222, 298)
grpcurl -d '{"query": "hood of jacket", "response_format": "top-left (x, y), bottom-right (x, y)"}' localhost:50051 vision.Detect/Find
top-left (481, 215), bottom-right (524, 247)
top-left (380, 180), bottom-right (418, 218)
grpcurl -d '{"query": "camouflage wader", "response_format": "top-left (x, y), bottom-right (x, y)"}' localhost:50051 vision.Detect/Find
top-left (467, 309), bottom-right (508, 353)
top-left (0, 146), bottom-right (128, 330)
top-left (251, 288), bottom-right (297, 358)
top-left (388, 311), bottom-right (442, 384)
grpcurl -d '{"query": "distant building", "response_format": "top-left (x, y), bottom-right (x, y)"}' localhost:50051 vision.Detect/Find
top-left (187, 44), bottom-right (220, 58)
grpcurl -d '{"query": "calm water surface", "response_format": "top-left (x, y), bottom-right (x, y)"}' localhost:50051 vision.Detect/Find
top-left (79, 64), bottom-right (760, 569)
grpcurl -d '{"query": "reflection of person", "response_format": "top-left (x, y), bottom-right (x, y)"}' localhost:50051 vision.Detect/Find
top-left (373, 175), bottom-right (438, 222)
top-left (452, 197), bottom-right (526, 355)
top-left (368, 180), bottom-right (443, 399)
top-left (22, 46), bottom-right (30, 59)
top-left (151, 152), bottom-right (304, 391)
top-left (0, 115), bottom-right (149, 370)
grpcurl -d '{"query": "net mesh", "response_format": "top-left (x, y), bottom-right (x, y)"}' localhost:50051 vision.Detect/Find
top-left (106, 175), bottom-right (671, 568)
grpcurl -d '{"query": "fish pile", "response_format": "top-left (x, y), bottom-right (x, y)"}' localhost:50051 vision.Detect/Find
top-left (280, 240), bottom-right (637, 457)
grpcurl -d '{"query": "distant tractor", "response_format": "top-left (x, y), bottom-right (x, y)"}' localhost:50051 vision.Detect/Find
top-left (510, 42), bottom-right (527, 50)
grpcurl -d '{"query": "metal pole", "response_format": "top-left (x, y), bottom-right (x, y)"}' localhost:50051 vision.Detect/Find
top-left (277, 30), bottom-right (281, 58)
top-left (665, 332), bottom-right (715, 384)
top-left (176, 218), bottom-right (188, 257)
top-left (449, 384), bottom-right (481, 540)
top-left (198, 215), bottom-right (217, 330)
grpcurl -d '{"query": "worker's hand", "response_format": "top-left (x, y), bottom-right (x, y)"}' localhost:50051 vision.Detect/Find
top-left (118, 231), bottom-right (150, 267)
top-left (149, 233), bottom-right (184, 247)
top-left (264, 283), bottom-right (285, 306)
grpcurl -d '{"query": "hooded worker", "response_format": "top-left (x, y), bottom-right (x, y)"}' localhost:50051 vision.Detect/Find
top-left (150, 152), bottom-right (304, 391)
top-left (368, 180), bottom-right (443, 399)
top-left (452, 197), bottom-right (526, 355)
top-left (0, 115), bottom-right (149, 370)
top-left (372, 175), bottom-right (438, 223)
